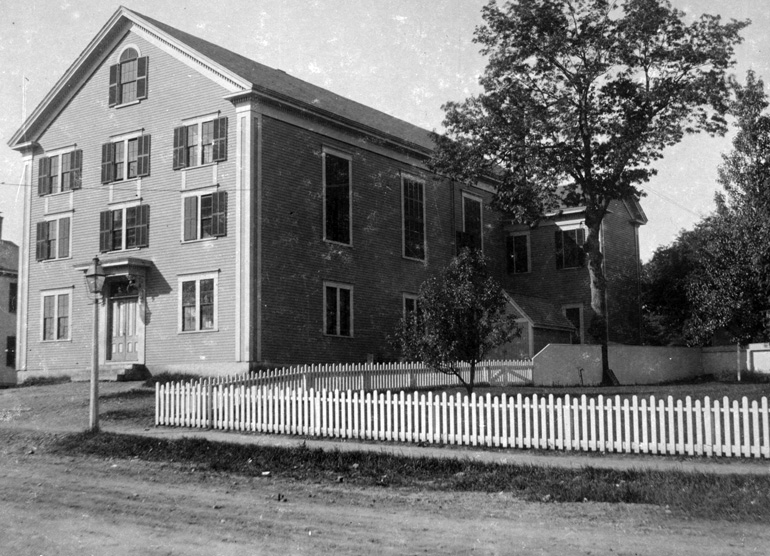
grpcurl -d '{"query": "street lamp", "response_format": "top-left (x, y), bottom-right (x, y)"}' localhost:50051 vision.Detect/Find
top-left (84, 256), bottom-right (106, 432)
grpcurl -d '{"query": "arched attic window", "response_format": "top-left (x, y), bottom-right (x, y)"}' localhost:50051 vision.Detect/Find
top-left (109, 47), bottom-right (148, 107)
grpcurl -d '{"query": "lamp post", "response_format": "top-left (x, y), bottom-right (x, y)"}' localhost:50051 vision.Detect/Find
top-left (84, 256), bottom-right (106, 432)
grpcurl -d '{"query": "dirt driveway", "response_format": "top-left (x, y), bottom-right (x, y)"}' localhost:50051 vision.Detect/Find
top-left (1, 382), bottom-right (768, 555)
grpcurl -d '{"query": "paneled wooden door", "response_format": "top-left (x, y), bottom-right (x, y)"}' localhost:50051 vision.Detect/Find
top-left (108, 295), bottom-right (139, 362)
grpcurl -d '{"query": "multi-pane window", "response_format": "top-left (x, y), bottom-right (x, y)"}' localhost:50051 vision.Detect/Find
top-left (402, 176), bottom-right (425, 260)
top-left (101, 135), bottom-right (151, 183)
top-left (9, 283), bottom-right (17, 314)
top-left (173, 117), bottom-right (228, 169)
top-left (324, 282), bottom-right (352, 337)
top-left (563, 305), bottom-right (583, 344)
top-left (179, 274), bottom-right (217, 332)
top-left (35, 216), bottom-right (71, 261)
top-left (99, 205), bottom-right (150, 252)
top-left (323, 151), bottom-right (351, 245)
top-left (462, 193), bottom-right (483, 251)
top-left (506, 233), bottom-right (530, 274)
top-left (108, 47), bottom-right (148, 107)
top-left (42, 291), bottom-right (70, 341)
top-left (555, 228), bottom-right (586, 269)
top-left (182, 190), bottom-right (228, 241)
top-left (37, 150), bottom-right (82, 195)
top-left (403, 293), bottom-right (421, 330)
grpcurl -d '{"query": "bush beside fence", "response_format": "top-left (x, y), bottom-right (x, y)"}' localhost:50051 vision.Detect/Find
top-left (156, 381), bottom-right (770, 459)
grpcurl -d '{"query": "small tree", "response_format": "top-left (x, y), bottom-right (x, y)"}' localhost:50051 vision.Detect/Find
top-left (392, 249), bottom-right (520, 395)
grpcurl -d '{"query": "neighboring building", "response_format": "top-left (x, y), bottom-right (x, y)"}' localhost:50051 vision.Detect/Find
top-left (0, 215), bottom-right (19, 383)
top-left (7, 7), bottom-right (645, 380)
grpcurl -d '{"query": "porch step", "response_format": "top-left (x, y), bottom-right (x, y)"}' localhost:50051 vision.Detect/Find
top-left (116, 364), bottom-right (151, 382)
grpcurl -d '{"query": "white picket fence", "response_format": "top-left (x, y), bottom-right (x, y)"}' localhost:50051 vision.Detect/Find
top-left (155, 383), bottom-right (770, 459)
top-left (196, 360), bottom-right (533, 391)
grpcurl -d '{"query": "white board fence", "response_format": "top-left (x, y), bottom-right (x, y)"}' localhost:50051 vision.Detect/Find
top-left (155, 383), bottom-right (770, 459)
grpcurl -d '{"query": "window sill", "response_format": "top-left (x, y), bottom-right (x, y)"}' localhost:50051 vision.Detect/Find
top-left (402, 254), bottom-right (426, 263)
top-left (101, 247), bottom-right (144, 255)
top-left (107, 178), bottom-right (141, 188)
top-left (323, 238), bottom-right (353, 248)
top-left (38, 257), bottom-right (72, 263)
top-left (115, 100), bottom-right (141, 109)
top-left (180, 162), bottom-right (218, 172)
top-left (181, 236), bottom-right (221, 245)
top-left (323, 333), bottom-right (354, 339)
top-left (178, 328), bottom-right (218, 335)
top-left (40, 338), bottom-right (71, 343)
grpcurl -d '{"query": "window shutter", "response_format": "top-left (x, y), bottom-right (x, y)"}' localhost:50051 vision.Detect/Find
top-left (136, 205), bottom-right (150, 248)
top-left (136, 57), bottom-right (148, 100)
top-left (213, 117), bottom-right (228, 162)
top-left (173, 126), bottom-right (187, 170)
top-left (212, 191), bottom-right (228, 237)
top-left (506, 236), bottom-right (514, 274)
top-left (99, 210), bottom-right (112, 252)
top-left (137, 135), bottom-right (151, 177)
top-left (70, 150), bottom-right (83, 190)
top-left (36, 221), bottom-right (48, 261)
top-left (58, 218), bottom-right (70, 259)
top-left (555, 230), bottom-right (564, 270)
top-left (183, 196), bottom-right (198, 241)
top-left (101, 143), bottom-right (115, 184)
top-left (108, 63), bottom-right (120, 107)
top-left (38, 157), bottom-right (51, 196)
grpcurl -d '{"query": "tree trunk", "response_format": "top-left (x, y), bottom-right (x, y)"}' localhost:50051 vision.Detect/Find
top-left (584, 218), bottom-right (613, 386)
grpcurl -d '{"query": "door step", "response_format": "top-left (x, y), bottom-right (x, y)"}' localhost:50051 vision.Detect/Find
top-left (116, 364), bottom-right (151, 382)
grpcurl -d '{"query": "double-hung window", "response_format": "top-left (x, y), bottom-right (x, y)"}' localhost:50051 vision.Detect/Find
top-left (101, 134), bottom-right (151, 183)
top-left (506, 232), bottom-right (530, 274)
top-left (402, 175), bottom-right (425, 260)
top-left (179, 273), bottom-right (218, 332)
top-left (173, 117), bottom-right (228, 169)
top-left (38, 149), bottom-right (82, 195)
top-left (35, 215), bottom-right (71, 261)
top-left (323, 149), bottom-right (352, 245)
top-left (41, 289), bottom-right (71, 341)
top-left (99, 205), bottom-right (150, 252)
top-left (462, 192), bottom-right (483, 252)
top-left (324, 282), bottom-right (353, 337)
top-left (182, 190), bottom-right (228, 241)
top-left (555, 227), bottom-right (586, 269)
top-left (562, 304), bottom-right (584, 344)
top-left (108, 47), bottom-right (148, 107)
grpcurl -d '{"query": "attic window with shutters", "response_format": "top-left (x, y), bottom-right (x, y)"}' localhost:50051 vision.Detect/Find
top-left (173, 116), bottom-right (228, 169)
top-left (101, 134), bottom-right (151, 183)
top-left (109, 47), bottom-right (148, 107)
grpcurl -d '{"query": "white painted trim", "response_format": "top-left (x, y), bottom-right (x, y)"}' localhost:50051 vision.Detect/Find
top-left (402, 292), bottom-right (420, 318)
top-left (180, 186), bottom-right (222, 243)
top-left (37, 213), bottom-right (73, 262)
top-left (17, 155), bottom-right (33, 370)
top-left (39, 287), bottom-right (74, 342)
top-left (115, 43), bottom-right (141, 63)
top-left (322, 147), bottom-right (353, 247)
top-left (177, 272), bottom-right (219, 333)
top-left (323, 281), bottom-right (354, 337)
top-left (400, 173), bottom-right (427, 262)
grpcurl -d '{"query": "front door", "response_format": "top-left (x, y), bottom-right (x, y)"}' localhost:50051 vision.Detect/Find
top-left (108, 292), bottom-right (140, 362)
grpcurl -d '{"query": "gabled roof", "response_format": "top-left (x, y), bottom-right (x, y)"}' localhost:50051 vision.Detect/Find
top-left (506, 293), bottom-right (575, 331)
top-left (8, 6), bottom-right (435, 155)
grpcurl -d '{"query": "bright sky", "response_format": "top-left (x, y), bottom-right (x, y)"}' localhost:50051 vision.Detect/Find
top-left (1, 0), bottom-right (768, 261)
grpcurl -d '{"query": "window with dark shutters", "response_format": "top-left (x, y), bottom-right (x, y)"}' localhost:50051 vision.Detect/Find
top-left (183, 196), bottom-right (198, 241)
top-left (108, 64), bottom-right (120, 107)
top-left (58, 217), bottom-right (70, 259)
top-left (213, 117), bottom-right (228, 162)
top-left (136, 205), bottom-right (150, 248)
top-left (36, 221), bottom-right (49, 261)
top-left (212, 191), bottom-right (227, 237)
top-left (99, 210), bottom-right (112, 252)
top-left (101, 143), bottom-right (115, 184)
top-left (173, 126), bottom-right (187, 170)
top-left (136, 56), bottom-right (148, 100)
top-left (137, 135), bottom-right (151, 177)
top-left (38, 157), bottom-right (51, 196)
top-left (109, 49), bottom-right (148, 107)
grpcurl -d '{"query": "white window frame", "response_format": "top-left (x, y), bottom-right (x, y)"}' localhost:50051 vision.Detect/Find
top-left (41, 145), bottom-right (79, 195)
top-left (402, 293), bottom-right (420, 318)
top-left (40, 288), bottom-right (73, 342)
top-left (509, 231), bottom-right (531, 274)
top-left (323, 281), bottom-right (354, 337)
top-left (181, 112), bottom-right (220, 169)
top-left (38, 213), bottom-right (72, 261)
top-left (401, 173), bottom-right (427, 261)
top-left (114, 44), bottom-right (143, 107)
top-left (462, 191), bottom-right (483, 253)
top-left (180, 186), bottom-right (223, 242)
top-left (322, 147), bottom-right (353, 247)
top-left (177, 272), bottom-right (219, 333)
top-left (110, 130), bottom-right (144, 182)
top-left (562, 303), bottom-right (584, 344)
top-left (554, 220), bottom-right (589, 270)
top-left (105, 201), bottom-right (142, 252)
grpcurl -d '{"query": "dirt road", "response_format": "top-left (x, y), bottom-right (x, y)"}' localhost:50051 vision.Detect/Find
top-left (1, 382), bottom-right (768, 555)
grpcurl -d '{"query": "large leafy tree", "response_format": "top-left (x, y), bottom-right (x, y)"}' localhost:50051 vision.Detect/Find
top-left (431, 0), bottom-right (748, 383)
top-left (392, 249), bottom-right (520, 395)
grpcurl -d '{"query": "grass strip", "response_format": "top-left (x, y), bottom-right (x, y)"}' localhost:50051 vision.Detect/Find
top-left (54, 431), bottom-right (770, 522)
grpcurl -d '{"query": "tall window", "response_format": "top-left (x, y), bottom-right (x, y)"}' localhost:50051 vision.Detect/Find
top-left (182, 190), bottom-right (228, 241)
top-left (323, 151), bottom-right (351, 245)
top-left (9, 283), bottom-right (17, 314)
top-left (462, 193), bottom-right (483, 251)
top-left (179, 274), bottom-right (218, 332)
top-left (35, 216), bottom-right (71, 261)
top-left (6, 336), bottom-right (15, 368)
top-left (173, 117), bottom-right (228, 169)
top-left (99, 205), bottom-right (150, 252)
top-left (555, 228), bottom-right (586, 269)
top-left (101, 135), bottom-right (151, 183)
top-left (324, 282), bottom-right (352, 337)
top-left (563, 305), bottom-right (583, 344)
top-left (108, 47), bottom-right (148, 107)
top-left (38, 150), bottom-right (82, 195)
top-left (506, 233), bottom-right (530, 274)
top-left (42, 291), bottom-right (70, 341)
top-left (402, 176), bottom-right (425, 260)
